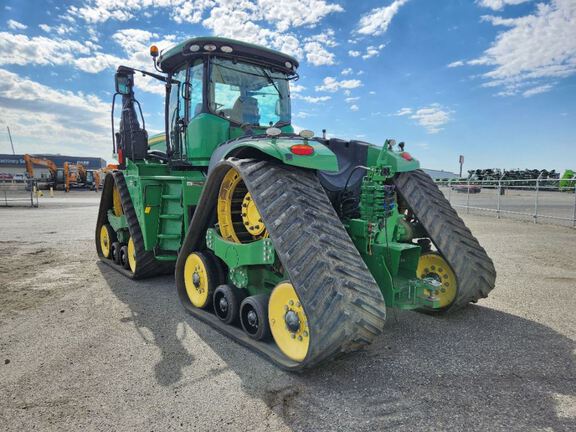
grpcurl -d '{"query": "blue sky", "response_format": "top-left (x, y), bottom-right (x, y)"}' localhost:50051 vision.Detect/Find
top-left (0, 0), bottom-right (574, 173)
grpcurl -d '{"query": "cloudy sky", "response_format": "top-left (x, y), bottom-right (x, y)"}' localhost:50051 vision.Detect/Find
top-left (0, 0), bottom-right (574, 172)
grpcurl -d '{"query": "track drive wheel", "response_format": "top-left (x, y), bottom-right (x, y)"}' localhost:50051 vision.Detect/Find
top-left (112, 186), bottom-right (123, 216)
top-left (100, 224), bottom-right (116, 259)
top-left (240, 295), bottom-right (271, 341)
top-left (268, 282), bottom-right (310, 362)
top-left (218, 167), bottom-right (269, 243)
top-left (213, 285), bottom-right (246, 325)
top-left (184, 251), bottom-right (219, 309)
top-left (417, 252), bottom-right (457, 309)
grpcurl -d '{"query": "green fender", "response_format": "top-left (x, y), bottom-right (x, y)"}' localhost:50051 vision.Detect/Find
top-left (212, 137), bottom-right (339, 172)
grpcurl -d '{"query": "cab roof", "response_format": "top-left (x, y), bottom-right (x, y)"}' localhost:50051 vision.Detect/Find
top-left (157, 37), bottom-right (299, 75)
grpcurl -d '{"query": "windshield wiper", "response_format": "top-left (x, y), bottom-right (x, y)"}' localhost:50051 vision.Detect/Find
top-left (260, 67), bottom-right (282, 99)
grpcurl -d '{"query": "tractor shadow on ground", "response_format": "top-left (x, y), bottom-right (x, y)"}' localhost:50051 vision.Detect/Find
top-left (98, 263), bottom-right (195, 387)
top-left (99, 264), bottom-right (576, 431)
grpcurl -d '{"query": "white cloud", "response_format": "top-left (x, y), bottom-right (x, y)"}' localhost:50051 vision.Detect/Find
top-left (362, 44), bottom-right (386, 59)
top-left (7, 19), bottom-right (27, 30)
top-left (0, 32), bottom-right (92, 67)
top-left (0, 68), bottom-right (109, 156)
top-left (38, 23), bottom-right (75, 35)
top-left (0, 28), bottom-right (177, 96)
top-left (522, 84), bottom-right (553, 97)
top-left (348, 50), bottom-right (361, 57)
top-left (395, 107), bottom-right (413, 116)
top-left (315, 77), bottom-right (363, 92)
top-left (66, 1), bottom-right (342, 67)
top-left (357, 0), bottom-right (409, 36)
top-left (74, 53), bottom-right (122, 74)
top-left (409, 104), bottom-right (452, 134)
top-left (341, 68), bottom-right (353, 75)
top-left (448, 60), bottom-right (465, 68)
top-left (293, 94), bottom-right (332, 103)
top-left (258, 0), bottom-right (343, 31)
top-left (304, 41), bottom-right (335, 66)
top-left (350, 104), bottom-right (359, 111)
top-left (345, 97), bottom-right (360, 103)
top-left (476, 0), bottom-right (532, 11)
top-left (290, 83), bottom-right (306, 93)
top-left (469, 0), bottom-right (576, 96)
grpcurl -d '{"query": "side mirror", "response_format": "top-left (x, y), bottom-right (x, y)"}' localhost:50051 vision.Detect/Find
top-left (115, 73), bottom-right (133, 95)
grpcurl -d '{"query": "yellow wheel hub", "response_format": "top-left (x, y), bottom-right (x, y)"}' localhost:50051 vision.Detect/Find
top-left (100, 225), bottom-right (111, 258)
top-left (217, 168), bottom-right (268, 243)
top-left (417, 252), bottom-right (457, 308)
top-left (184, 253), bottom-right (210, 308)
top-left (127, 237), bottom-right (137, 273)
top-left (269, 282), bottom-right (310, 362)
top-left (112, 186), bottom-right (123, 217)
top-left (241, 192), bottom-right (265, 236)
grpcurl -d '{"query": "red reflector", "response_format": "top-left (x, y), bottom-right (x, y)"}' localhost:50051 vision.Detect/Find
top-left (290, 144), bottom-right (314, 156)
top-left (118, 148), bottom-right (124, 164)
top-left (401, 152), bottom-right (413, 161)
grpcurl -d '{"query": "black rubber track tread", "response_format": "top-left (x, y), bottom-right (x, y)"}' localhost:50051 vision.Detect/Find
top-left (176, 158), bottom-right (387, 370)
top-left (95, 171), bottom-right (173, 280)
top-left (394, 169), bottom-right (496, 311)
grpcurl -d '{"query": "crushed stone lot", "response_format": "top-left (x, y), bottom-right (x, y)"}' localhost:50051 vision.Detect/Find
top-left (1, 192), bottom-right (575, 431)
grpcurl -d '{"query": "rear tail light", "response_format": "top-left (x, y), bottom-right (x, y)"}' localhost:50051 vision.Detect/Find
top-left (400, 152), bottom-right (413, 161)
top-left (290, 144), bottom-right (314, 156)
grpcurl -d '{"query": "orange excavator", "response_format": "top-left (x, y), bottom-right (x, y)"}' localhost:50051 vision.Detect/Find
top-left (23, 154), bottom-right (64, 189)
top-left (64, 161), bottom-right (86, 192)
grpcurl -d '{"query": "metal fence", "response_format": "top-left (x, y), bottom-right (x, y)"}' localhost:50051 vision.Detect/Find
top-left (0, 180), bottom-right (39, 207)
top-left (435, 176), bottom-right (576, 228)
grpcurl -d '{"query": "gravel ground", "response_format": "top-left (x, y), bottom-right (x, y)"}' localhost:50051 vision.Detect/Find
top-left (0, 192), bottom-right (575, 431)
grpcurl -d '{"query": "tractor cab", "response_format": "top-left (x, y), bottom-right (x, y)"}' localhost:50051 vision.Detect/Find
top-left (112, 37), bottom-right (298, 169)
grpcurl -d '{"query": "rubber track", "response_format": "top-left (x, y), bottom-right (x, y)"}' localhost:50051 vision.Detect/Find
top-left (394, 169), bottom-right (496, 311)
top-left (176, 158), bottom-right (387, 370)
top-left (95, 171), bottom-right (173, 279)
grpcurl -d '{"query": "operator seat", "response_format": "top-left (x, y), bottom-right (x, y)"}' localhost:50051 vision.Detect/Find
top-left (230, 96), bottom-right (260, 125)
top-left (318, 139), bottom-right (370, 193)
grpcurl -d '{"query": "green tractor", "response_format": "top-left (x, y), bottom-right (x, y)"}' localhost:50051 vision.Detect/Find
top-left (96, 37), bottom-right (496, 370)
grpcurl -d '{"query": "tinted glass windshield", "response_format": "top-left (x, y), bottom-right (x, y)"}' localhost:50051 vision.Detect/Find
top-left (209, 58), bottom-right (291, 127)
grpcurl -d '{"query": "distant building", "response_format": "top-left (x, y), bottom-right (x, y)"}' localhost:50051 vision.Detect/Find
top-left (423, 169), bottom-right (460, 180)
top-left (0, 154), bottom-right (106, 179)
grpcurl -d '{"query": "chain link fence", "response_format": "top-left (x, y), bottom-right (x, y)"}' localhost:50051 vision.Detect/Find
top-left (435, 176), bottom-right (576, 228)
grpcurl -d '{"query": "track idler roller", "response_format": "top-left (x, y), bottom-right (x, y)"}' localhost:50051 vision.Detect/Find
top-left (183, 251), bottom-right (222, 309)
top-left (127, 237), bottom-right (136, 273)
top-left (213, 285), bottom-right (246, 325)
top-left (417, 252), bottom-right (457, 309)
top-left (99, 224), bottom-right (116, 259)
top-left (268, 282), bottom-right (310, 362)
top-left (240, 295), bottom-right (271, 341)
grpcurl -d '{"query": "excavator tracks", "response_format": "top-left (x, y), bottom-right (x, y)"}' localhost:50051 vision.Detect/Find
top-left (394, 169), bottom-right (497, 311)
top-left (176, 158), bottom-right (387, 370)
top-left (95, 172), bottom-right (173, 279)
